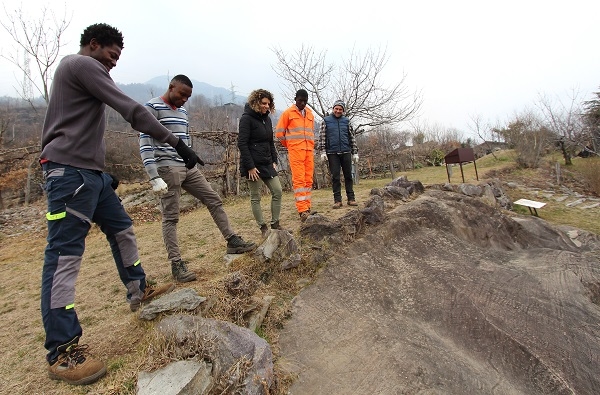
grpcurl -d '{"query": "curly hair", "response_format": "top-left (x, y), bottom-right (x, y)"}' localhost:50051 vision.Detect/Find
top-left (80, 23), bottom-right (124, 49)
top-left (247, 89), bottom-right (275, 113)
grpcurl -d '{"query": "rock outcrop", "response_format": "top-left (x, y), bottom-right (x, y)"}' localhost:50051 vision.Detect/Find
top-left (278, 181), bottom-right (600, 394)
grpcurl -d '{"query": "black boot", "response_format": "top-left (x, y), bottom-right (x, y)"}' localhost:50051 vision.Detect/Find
top-left (260, 224), bottom-right (269, 237)
top-left (226, 235), bottom-right (256, 254)
top-left (271, 221), bottom-right (285, 230)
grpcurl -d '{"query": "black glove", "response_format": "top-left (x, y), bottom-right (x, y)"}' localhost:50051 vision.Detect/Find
top-left (108, 174), bottom-right (120, 190)
top-left (175, 138), bottom-right (205, 169)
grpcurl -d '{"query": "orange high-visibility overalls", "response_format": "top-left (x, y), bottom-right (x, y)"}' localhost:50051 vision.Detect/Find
top-left (275, 105), bottom-right (315, 214)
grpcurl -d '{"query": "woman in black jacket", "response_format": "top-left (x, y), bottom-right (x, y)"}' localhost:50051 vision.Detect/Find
top-left (238, 89), bottom-right (284, 236)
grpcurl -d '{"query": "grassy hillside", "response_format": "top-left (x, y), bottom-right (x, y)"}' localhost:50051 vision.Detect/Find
top-left (396, 150), bottom-right (599, 234)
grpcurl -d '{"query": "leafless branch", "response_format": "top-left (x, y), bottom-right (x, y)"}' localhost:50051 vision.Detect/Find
top-left (536, 88), bottom-right (587, 164)
top-left (1, 4), bottom-right (71, 105)
top-left (271, 44), bottom-right (422, 134)
top-left (468, 114), bottom-right (498, 159)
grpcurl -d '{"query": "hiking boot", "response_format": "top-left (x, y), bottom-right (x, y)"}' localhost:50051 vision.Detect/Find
top-left (171, 260), bottom-right (196, 283)
top-left (48, 337), bottom-right (106, 386)
top-left (129, 281), bottom-right (176, 312)
top-left (332, 201), bottom-right (342, 209)
top-left (226, 235), bottom-right (256, 254)
top-left (260, 224), bottom-right (269, 238)
top-left (347, 200), bottom-right (358, 206)
top-left (271, 220), bottom-right (284, 230)
top-left (299, 211), bottom-right (310, 222)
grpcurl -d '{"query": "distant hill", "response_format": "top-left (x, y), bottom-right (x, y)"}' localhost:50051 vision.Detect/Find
top-left (116, 75), bottom-right (247, 106)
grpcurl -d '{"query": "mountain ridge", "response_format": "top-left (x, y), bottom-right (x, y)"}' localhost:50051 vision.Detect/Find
top-left (116, 75), bottom-right (247, 105)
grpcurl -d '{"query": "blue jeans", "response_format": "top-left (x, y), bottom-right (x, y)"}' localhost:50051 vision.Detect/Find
top-left (41, 162), bottom-right (147, 362)
top-left (327, 153), bottom-right (355, 202)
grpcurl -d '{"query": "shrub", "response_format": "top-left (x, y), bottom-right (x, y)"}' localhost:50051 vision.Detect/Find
top-left (426, 149), bottom-right (445, 166)
top-left (577, 156), bottom-right (600, 196)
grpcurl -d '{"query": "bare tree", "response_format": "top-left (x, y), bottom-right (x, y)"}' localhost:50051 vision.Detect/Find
top-left (272, 44), bottom-right (422, 135)
top-left (373, 126), bottom-right (411, 178)
top-left (468, 114), bottom-right (499, 159)
top-left (189, 103), bottom-right (240, 133)
top-left (583, 87), bottom-right (600, 154)
top-left (0, 100), bottom-right (13, 147)
top-left (495, 109), bottom-right (553, 168)
top-left (422, 122), bottom-right (449, 145)
top-left (1, 4), bottom-right (71, 105)
top-left (536, 89), bottom-right (586, 165)
top-left (407, 119), bottom-right (432, 146)
top-left (272, 45), bottom-right (332, 111)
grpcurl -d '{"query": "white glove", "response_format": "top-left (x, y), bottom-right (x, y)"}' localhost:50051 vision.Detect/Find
top-left (150, 177), bottom-right (168, 196)
top-left (352, 154), bottom-right (359, 164)
top-left (321, 153), bottom-right (327, 162)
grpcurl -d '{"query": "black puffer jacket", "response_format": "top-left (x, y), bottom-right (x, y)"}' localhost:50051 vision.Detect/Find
top-left (238, 103), bottom-right (278, 179)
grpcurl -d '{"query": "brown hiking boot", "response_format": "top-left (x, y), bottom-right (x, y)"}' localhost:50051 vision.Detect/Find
top-left (48, 338), bottom-right (106, 385)
top-left (171, 260), bottom-right (196, 283)
top-left (332, 201), bottom-right (342, 209)
top-left (299, 211), bottom-right (310, 222)
top-left (347, 200), bottom-right (358, 206)
top-left (130, 281), bottom-right (175, 312)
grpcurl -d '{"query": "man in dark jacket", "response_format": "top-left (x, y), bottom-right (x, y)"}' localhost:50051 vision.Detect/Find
top-left (318, 100), bottom-right (359, 208)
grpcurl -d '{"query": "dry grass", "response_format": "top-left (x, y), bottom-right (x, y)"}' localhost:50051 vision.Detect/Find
top-left (0, 168), bottom-right (28, 189)
top-left (0, 174), bottom-right (386, 395)
top-left (498, 154), bottom-right (600, 235)
top-left (0, 150), bottom-right (597, 394)
top-left (398, 150), bottom-right (600, 235)
top-left (575, 156), bottom-right (600, 196)
top-left (411, 149), bottom-right (517, 184)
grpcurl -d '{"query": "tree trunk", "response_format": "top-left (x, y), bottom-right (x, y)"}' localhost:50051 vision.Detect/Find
top-left (25, 158), bottom-right (37, 205)
top-left (559, 140), bottom-right (572, 165)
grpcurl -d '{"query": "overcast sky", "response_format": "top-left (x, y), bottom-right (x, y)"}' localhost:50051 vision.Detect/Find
top-left (0, 0), bottom-right (598, 138)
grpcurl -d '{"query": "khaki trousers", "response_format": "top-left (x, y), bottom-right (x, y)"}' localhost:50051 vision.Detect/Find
top-left (158, 166), bottom-right (234, 262)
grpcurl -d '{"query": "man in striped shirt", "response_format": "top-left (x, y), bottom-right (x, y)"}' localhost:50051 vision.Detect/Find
top-left (139, 75), bottom-right (255, 283)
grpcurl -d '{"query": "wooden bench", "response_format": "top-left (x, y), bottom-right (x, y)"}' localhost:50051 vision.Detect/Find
top-left (513, 198), bottom-right (546, 216)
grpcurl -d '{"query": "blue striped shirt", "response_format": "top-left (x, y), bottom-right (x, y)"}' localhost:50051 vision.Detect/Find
top-left (139, 97), bottom-right (191, 179)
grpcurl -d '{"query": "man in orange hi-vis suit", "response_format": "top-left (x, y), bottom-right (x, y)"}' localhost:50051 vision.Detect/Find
top-left (275, 89), bottom-right (315, 222)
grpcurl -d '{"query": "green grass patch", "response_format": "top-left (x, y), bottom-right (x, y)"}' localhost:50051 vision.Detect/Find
top-left (508, 188), bottom-right (600, 235)
top-left (541, 205), bottom-right (600, 235)
top-left (108, 357), bottom-right (127, 371)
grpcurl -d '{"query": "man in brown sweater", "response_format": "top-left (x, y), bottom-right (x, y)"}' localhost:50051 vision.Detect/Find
top-left (39, 23), bottom-right (202, 386)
